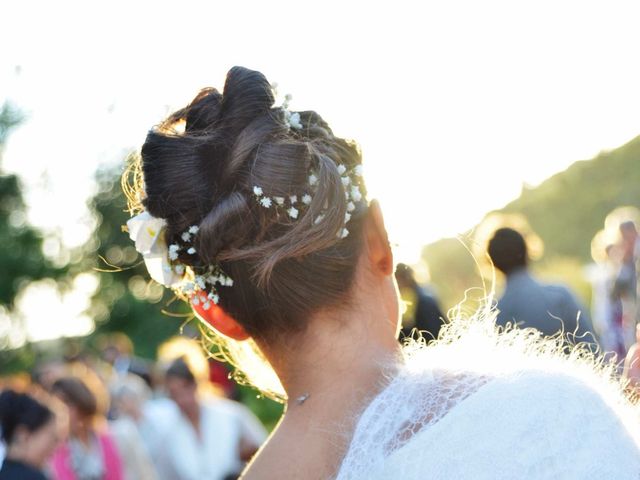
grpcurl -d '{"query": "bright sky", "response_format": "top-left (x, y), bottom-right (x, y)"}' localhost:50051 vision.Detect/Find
top-left (2, 0), bottom-right (640, 343)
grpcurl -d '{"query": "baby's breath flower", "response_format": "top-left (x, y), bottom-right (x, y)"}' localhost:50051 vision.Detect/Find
top-left (337, 165), bottom-right (347, 175)
top-left (168, 244), bottom-right (180, 261)
top-left (302, 194), bottom-right (312, 205)
top-left (188, 225), bottom-right (199, 235)
top-left (274, 196), bottom-right (285, 206)
top-left (290, 195), bottom-right (298, 203)
top-left (288, 112), bottom-right (303, 130)
top-left (253, 186), bottom-right (263, 197)
top-left (260, 197), bottom-right (273, 208)
top-left (288, 207), bottom-right (299, 219)
top-left (309, 174), bottom-right (318, 186)
top-left (181, 232), bottom-right (191, 242)
top-left (350, 186), bottom-right (362, 202)
top-left (341, 176), bottom-right (351, 187)
top-left (187, 247), bottom-right (196, 255)
top-left (347, 202), bottom-right (356, 212)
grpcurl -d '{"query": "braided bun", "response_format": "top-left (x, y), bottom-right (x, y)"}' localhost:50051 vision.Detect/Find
top-left (131, 66), bottom-right (367, 342)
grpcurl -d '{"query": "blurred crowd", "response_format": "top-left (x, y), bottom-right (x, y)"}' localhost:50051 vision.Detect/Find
top-left (3, 215), bottom-right (640, 479)
top-left (0, 334), bottom-right (267, 480)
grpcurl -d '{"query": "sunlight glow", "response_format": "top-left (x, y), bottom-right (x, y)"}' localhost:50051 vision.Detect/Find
top-left (2, 0), bottom-right (639, 343)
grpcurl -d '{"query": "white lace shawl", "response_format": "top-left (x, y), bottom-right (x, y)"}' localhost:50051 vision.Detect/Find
top-left (336, 317), bottom-right (640, 480)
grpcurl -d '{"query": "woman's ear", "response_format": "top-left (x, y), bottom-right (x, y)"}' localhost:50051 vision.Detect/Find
top-left (364, 200), bottom-right (394, 276)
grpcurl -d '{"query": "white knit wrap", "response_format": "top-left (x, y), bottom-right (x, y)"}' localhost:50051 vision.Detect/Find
top-left (335, 315), bottom-right (640, 480)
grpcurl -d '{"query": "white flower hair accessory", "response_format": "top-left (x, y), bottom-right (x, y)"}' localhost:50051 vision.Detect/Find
top-left (127, 212), bottom-right (182, 287)
top-left (127, 212), bottom-right (233, 306)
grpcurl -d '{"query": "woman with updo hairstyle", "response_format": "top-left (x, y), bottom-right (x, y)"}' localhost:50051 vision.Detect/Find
top-left (0, 390), bottom-right (59, 480)
top-left (124, 67), bottom-right (640, 479)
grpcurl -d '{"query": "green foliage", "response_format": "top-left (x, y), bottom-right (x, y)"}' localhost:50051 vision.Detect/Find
top-left (83, 165), bottom-right (187, 359)
top-left (0, 103), bottom-right (58, 310)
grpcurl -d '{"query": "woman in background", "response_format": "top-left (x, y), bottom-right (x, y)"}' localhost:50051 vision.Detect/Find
top-left (0, 389), bottom-right (59, 480)
top-left (50, 377), bottom-right (123, 480)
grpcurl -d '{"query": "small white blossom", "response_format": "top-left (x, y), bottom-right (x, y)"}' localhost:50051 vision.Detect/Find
top-left (274, 196), bottom-right (285, 206)
top-left (288, 112), bottom-right (303, 130)
top-left (355, 165), bottom-right (364, 176)
top-left (253, 186), bottom-right (263, 196)
top-left (195, 276), bottom-right (206, 290)
top-left (351, 186), bottom-right (362, 202)
top-left (168, 244), bottom-right (180, 261)
top-left (289, 195), bottom-right (297, 203)
top-left (192, 295), bottom-right (200, 306)
top-left (187, 247), bottom-right (196, 255)
top-left (182, 282), bottom-right (196, 294)
top-left (345, 212), bottom-right (352, 223)
top-left (302, 194), bottom-right (312, 205)
top-left (288, 207), bottom-right (299, 219)
top-left (188, 225), bottom-right (199, 235)
top-left (203, 301), bottom-right (211, 311)
top-left (181, 232), bottom-right (191, 242)
top-left (341, 176), bottom-right (351, 187)
top-left (309, 174), bottom-right (318, 186)
top-left (260, 197), bottom-right (273, 208)
top-left (224, 277), bottom-right (234, 287)
top-left (337, 165), bottom-right (347, 175)
top-left (340, 228), bottom-right (350, 239)
top-left (347, 202), bottom-right (356, 212)
top-left (212, 294), bottom-right (220, 304)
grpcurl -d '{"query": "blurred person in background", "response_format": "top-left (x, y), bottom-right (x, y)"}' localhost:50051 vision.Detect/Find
top-left (586, 232), bottom-right (626, 360)
top-left (154, 355), bottom-right (267, 480)
top-left (108, 375), bottom-right (157, 480)
top-left (488, 227), bottom-right (594, 342)
top-left (619, 221), bottom-right (640, 350)
top-left (31, 361), bottom-right (66, 393)
top-left (394, 263), bottom-right (445, 343)
top-left (0, 390), bottom-right (60, 480)
top-left (96, 333), bottom-right (152, 388)
top-left (49, 376), bottom-right (123, 480)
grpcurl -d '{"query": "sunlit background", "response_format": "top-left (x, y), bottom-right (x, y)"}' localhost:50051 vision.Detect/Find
top-left (2, 0), bottom-right (640, 344)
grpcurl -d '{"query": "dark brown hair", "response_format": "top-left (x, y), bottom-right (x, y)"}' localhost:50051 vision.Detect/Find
top-left (0, 390), bottom-right (53, 444)
top-left (487, 227), bottom-right (528, 274)
top-left (52, 377), bottom-right (98, 418)
top-left (165, 357), bottom-right (197, 385)
top-left (129, 67), bottom-right (367, 343)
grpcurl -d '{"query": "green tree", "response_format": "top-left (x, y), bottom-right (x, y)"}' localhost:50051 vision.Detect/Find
top-left (83, 163), bottom-right (185, 359)
top-left (0, 103), bottom-right (61, 350)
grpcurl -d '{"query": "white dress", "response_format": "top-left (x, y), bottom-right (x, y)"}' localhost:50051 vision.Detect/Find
top-left (336, 318), bottom-right (640, 479)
